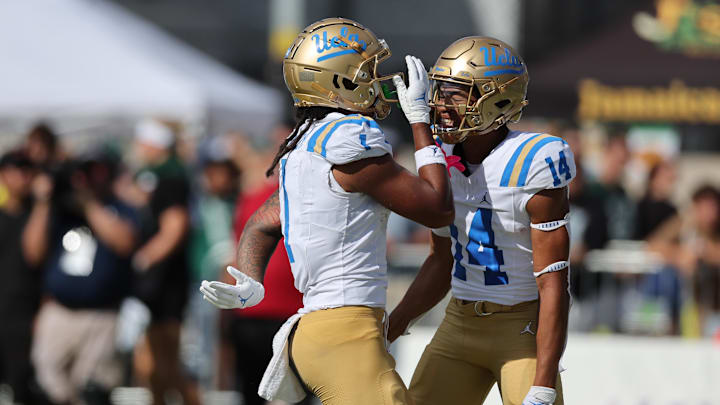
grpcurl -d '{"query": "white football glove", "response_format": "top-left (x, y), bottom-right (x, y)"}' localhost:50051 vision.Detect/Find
top-left (522, 386), bottom-right (557, 405)
top-left (199, 266), bottom-right (265, 309)
top-left (392, 55), bottom-right (430, 124)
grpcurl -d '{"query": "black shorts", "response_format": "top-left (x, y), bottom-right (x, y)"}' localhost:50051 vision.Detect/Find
top-left (133, 259), bottom-right (189, 322)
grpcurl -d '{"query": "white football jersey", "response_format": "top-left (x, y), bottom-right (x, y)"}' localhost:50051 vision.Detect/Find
top-left (279, 112), bottom-right (393, 311)
top-left (433, 131), bottom-right (576, 305)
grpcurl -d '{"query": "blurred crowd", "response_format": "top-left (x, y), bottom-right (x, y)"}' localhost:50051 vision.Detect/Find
top-left (559, 125), bottom-right (720, 338)
top-left (0, 120), bottom-right (306, 405)
top-left (0, 120), bottom-right (719, 404)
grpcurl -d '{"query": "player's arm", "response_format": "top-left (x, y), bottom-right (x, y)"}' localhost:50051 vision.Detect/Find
top-left (199, 190), bottom-right (281, 309)
top-left (526, 187), bottom-right (570, 391)
top-left (332, 152), bottom-right (453, 228)
top-left (388, 232), bottom-right (453, 342)
top-left (333, 55), bottom-right (453, 228)
top-left (234, 190), bottom-right (282, 283)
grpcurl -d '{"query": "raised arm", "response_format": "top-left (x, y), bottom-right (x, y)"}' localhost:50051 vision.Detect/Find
top-left (525, 187), bottom-right (571, 396)
top-left (22, 174), bottom-right (53, 267)
top-left (388, 232), bottom-right (453, 342)
top-left (332, 149), bottom-right (453, 229)
top-left (332, 55), bottom-right (453, 229)
top-left (83, 199), bottom-right (137, 257)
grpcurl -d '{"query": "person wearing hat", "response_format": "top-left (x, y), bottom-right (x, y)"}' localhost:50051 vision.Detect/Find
top-left (130, 118), bottom-right (200, 405)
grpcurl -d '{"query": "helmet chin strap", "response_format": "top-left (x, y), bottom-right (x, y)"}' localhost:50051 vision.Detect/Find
top-left (466, 98), bottom-right (529, 135)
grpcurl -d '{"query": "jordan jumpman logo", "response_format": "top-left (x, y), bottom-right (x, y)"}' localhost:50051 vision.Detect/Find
top-left (520, 321), bottom-right (535, 335)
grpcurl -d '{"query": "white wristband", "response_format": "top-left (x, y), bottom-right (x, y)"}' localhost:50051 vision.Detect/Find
top-left (415, 145), bottom-right (447, 171)
top-left (533, 260), bottom-right (569, 277)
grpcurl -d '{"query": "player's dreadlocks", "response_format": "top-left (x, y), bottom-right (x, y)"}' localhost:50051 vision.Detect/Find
top-left (266, 106), bottom-right (344, 177)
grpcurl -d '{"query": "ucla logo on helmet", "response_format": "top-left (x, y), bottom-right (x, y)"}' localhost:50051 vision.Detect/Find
top-left (477, 46), bottom-right (525, 77)
top-left (478, 47), bottom-right (522, 68)
top-left (312, 26), bottom-right (368, 62)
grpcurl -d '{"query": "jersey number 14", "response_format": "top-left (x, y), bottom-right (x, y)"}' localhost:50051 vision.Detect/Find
top-left (451, 208), bottom-right (508, 285)
top-left (546, 151), bottom-right (571, 187)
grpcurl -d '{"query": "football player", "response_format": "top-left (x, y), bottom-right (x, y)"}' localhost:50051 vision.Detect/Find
top-left (200, 18), bottom-right (453, 405)
top-left (388, 37), bottom-right (575, 405)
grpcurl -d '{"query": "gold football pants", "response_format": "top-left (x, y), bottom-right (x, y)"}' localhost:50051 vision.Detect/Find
top-left (290, 306), bottom-right (414, 405)
top-left (409, 298), bottom-right (563, 405)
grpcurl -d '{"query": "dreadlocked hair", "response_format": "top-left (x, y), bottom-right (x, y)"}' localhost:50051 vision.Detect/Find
top-left (266, 106), bottom-right (342, 177)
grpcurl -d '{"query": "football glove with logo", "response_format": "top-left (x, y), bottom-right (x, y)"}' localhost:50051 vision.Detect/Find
top-left (522, 386), bottom-right (557, 405)
top-left (393, 55), bottom-right (431, 124)
top-left (200, 266), bottom-right (265, 309)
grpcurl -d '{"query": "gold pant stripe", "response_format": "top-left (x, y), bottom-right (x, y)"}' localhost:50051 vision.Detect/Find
top-left (290, 306), bottom-right (413, 405)
top-left (409, 299), bottom-right (563, 405)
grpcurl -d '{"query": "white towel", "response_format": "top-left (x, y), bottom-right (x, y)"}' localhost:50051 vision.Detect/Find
top-left (258, 312), bottom-right (306, 402)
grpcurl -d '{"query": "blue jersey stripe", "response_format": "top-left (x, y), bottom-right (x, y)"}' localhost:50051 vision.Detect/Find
top-left (305, 121), bottom-right (333, 153)
top-left (516, 137), bottom-right (567, 187)
top-left (359, 134), bottom-right (370, 150)
top-left (306, 115), bottom-right (381, 156)
top-left (280, 159), bottom-right (295, 263)
top-left (319, 116), bottom-right (381, 157)
top-left (499, 133), bottom-right (542, 187)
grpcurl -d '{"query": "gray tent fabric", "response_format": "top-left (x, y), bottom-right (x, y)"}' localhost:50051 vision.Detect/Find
top-left (0, 0), bottom-right (282, 138)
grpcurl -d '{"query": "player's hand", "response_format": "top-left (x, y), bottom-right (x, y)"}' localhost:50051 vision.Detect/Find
top-left (199, 266), bottom-right (265, 309)
top-left (31, 173), bottom-right (53, 203)
top-left (522, 386), bottom-right (557, 405)
top-left (387, 311), bottom-right (410, 343)
top-left (393, 55), bottom-right (430, 124)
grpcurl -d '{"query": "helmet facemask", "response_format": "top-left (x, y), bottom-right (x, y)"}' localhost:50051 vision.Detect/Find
top-left (349, 38), bottom-right (402, 119)
top-left (430, 76), bottom-right (528, 144)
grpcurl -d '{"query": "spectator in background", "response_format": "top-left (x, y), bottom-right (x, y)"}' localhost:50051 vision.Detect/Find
top-left (589, 130), bottom-right (635, 240)
top-left (185, 136), bottom-right (240, 389)
top-left (634, 161), bottom-right (678, 240)
top-left (563, 127), bottom-right (615, 331)
top-left (130, 119), bottom-right (200, 405)
top-left (25, 150), bottom-right (138, 405)
top-left (224, 123), bottom-right (307, 405)
top-left (635, 160), bottom-right (682, 334)
top-left (687, 186), bottom-right (720, 338)
top-left (652, 185), bottom-right (720, 337)
top-left (24, 123), bottom-right (61, 168)
top-left (0, 151), bottom-right (50, 404)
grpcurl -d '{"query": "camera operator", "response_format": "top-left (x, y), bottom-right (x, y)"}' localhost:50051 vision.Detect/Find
top-left (25, 151), bottom-right (138, 405)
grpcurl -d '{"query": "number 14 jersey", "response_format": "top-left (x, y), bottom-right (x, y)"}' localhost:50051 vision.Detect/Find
top-left (432, 131), bottom-right (576, 305)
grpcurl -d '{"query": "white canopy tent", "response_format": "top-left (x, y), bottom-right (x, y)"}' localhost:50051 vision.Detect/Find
top-left (0, 0), bottom-right (282, 141)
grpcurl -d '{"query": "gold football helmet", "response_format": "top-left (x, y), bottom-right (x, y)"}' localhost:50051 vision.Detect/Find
top-left (282, 17), bottom-right (399, 120)
top-left (429, 36), bottom-right (529, 143)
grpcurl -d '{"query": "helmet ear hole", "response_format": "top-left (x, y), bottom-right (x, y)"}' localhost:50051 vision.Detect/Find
top-left (332, 75), bottom-right (341, 89)
top-left (495, 99), bottom-right (510, 109)
top-left (342, 77), bottom-right (359, 91)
